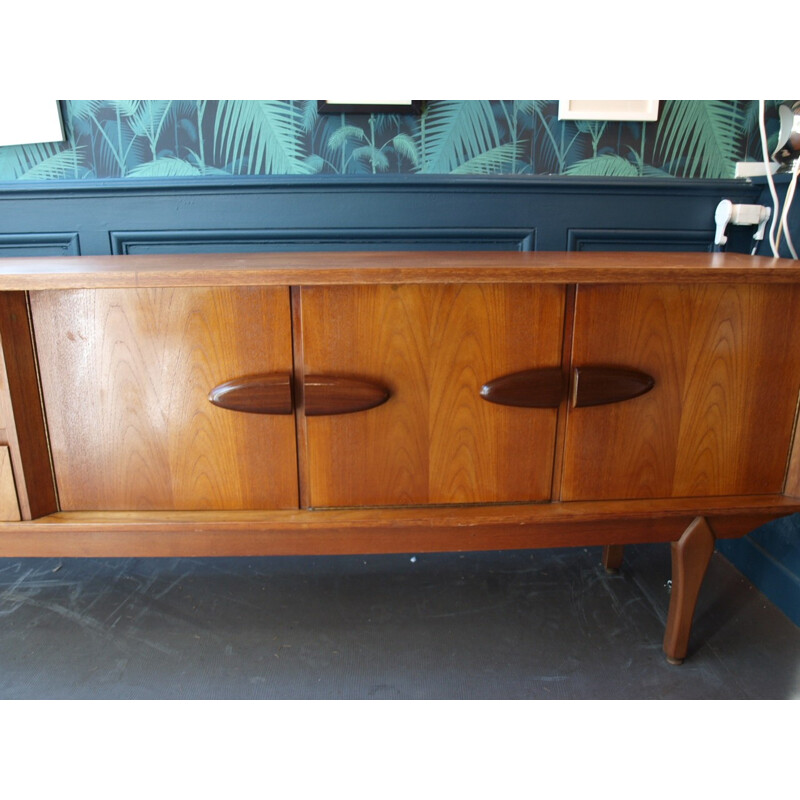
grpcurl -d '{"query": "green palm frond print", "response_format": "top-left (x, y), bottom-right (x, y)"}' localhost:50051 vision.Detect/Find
top-left (0, 101), bottom-right (784, 180)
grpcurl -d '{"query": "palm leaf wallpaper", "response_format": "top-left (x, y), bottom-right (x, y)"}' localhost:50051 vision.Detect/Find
top-left (0, 100), bottom-right (786, 181)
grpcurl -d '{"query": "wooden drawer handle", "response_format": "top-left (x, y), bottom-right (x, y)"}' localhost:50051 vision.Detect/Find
top-left (304, 375), bottom-right (390, 417)
top-left (479, 367), bottom-right (564, 408)
top-left (572, 366), bottom-right (655, 408)
top-left (208, 374), bottom-right (293, 415)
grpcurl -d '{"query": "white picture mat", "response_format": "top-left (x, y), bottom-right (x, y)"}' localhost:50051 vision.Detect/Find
top-left (558, 100), bottom-right (659, 121)
top-left (0, 101), bottom-right (65, 147)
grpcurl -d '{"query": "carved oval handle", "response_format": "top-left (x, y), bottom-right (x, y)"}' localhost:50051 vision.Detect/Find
top-left (480, 368), bottom-right (564, 408)
top-left (572, 366), bottom-right (655, 408)
top-left (208, 374), bottom-right (293, 415)
top-left (304, 375), bottom-right (390, 416)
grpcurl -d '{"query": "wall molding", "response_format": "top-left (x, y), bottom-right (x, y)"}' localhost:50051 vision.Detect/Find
top-left (0, 174), bottom-right (763, 198)
top-left (110, 227), bottom-right (537, 255)
top-left (567, 228), bottom-right (715, 252)
top-left (0, 175), bottom-right (763, 257)
top-left (0, 232), bottom-right (80, 258)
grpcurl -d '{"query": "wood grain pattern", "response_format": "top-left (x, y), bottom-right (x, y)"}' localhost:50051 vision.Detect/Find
top-left (3, 251), bottom-right (800, 290)
top-left (208, 374), bottom-right (293, 415)
top-left (0, 292), bottom-right (58, 519)
top-left (562, 284), bottom-right (800, 501)
top-left (0, 495), bottom-right (793, 557)
top-left (0, 446), bottom-right (20, 521)
top-left (300, 284), bottom-right (565, 507)
top-left (31, 287), bottom-right (299, 511)
top-left (663, 516), bottom-right (716, 664)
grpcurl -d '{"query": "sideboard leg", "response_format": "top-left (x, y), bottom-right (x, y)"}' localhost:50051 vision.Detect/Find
top-left (601, 544), bottom-right (624, 572)
top-left (663, 516), bottom-right (715, 665)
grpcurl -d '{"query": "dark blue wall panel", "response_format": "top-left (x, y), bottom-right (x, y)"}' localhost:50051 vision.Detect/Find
top-left (0, 175), bottom-right (762, 256)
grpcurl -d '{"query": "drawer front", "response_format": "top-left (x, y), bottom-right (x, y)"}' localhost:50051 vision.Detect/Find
top-left (31, 287), bottom-right (299, 511)
top-left (562, 284), bottom-right (800, 501)
top-left (300, 284), bottom-right (566, 507)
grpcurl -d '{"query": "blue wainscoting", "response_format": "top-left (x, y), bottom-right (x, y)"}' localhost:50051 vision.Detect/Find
top-left (0, 175), bottom-right (762, 257)
top-left (717, 516), bottom-right (800, 627)
top-left (1, 173), bottom-right (796, 626)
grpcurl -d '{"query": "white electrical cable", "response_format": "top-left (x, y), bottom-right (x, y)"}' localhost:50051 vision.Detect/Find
top-left (776, 155), bottom-right (799, 259)
top-left (759, 99), bottom-right (781, 257)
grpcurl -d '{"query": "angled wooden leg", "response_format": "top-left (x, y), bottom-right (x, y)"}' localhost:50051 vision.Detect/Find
top-left (602, 544), bottom-right (624, 572)
top-left (663, 516), bottom-right (715, 665)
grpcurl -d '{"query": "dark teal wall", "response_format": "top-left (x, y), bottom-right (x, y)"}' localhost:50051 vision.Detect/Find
top-left (0, 100), bottom-right (787, 181)
top-left (718, 516), bottom-right (800, 626)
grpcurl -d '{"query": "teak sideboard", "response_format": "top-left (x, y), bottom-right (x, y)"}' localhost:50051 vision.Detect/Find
top-left (2, 250), bottom-right (800, 664)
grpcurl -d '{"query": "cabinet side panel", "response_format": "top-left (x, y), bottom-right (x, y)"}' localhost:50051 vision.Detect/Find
top-left (563, 284), bottom-right (800, 500)
top-left (0, 367), bottom-right (5, 438)
top-left (0, 292), bottom-right (58, 519)
top-left (0, 446), bottom-right (21, 521)
top-left (782, 389), bottom-right (800, 497)
top-left (31, 288), bottom-right (298, 511)
top-left (302, 284), bottom-right (565, 507)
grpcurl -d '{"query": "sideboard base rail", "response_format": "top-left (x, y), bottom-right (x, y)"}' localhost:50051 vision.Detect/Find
top-left (0, 499), bottom-right (794, 559)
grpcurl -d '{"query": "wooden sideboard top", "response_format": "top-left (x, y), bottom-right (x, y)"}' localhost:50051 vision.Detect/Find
top-left (1, 251), bottom-right (799, 290)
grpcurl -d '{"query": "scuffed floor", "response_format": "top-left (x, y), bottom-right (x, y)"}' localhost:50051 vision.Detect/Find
top-left (0, 543), bottom-right (797, 699)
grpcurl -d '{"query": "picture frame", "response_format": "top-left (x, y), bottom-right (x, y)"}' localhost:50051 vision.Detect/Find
top-left (0, 100), bottom-right (66, 147)
top-left (558, 100), bottom-right (660, 122)
top-left (317, 101), bottom-right (423, 115)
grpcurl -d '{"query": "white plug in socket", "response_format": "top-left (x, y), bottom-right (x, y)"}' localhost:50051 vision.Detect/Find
top-left (715, 200), bottom-right (771, 245)
top-left (715, 200), bottom-right (733, 245)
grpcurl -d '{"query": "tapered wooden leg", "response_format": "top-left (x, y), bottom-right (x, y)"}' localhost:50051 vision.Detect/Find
top-left (663, 516), bottom-right (715, 665)
top-left (602, 544), bottom-right (624, 572)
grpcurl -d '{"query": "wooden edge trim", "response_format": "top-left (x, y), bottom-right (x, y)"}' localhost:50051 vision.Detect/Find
top-left (0, 515), bottom-right (697, 558)
top-left (0, 498), bottom-right (792, 558)
top-left (782, 384), bottom-right (800, 497)
top-left (2, 252), bottom-right (800, 291)
top-left (291, 287), bottom-right (310, 508)
top-left (0, 335), bottom-right (27, 518)
top-left (0, 446), bottom-right (21, 522)
top-left (0, 292), bottom-right (58, 519)
top-left (8, 267), bottom-right (800, 291)
top-left (550, 285), bottom-right (576, 501)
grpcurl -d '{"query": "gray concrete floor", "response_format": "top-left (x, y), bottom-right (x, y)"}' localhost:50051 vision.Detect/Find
top-left (0, 542), bottom-right (797, 699)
